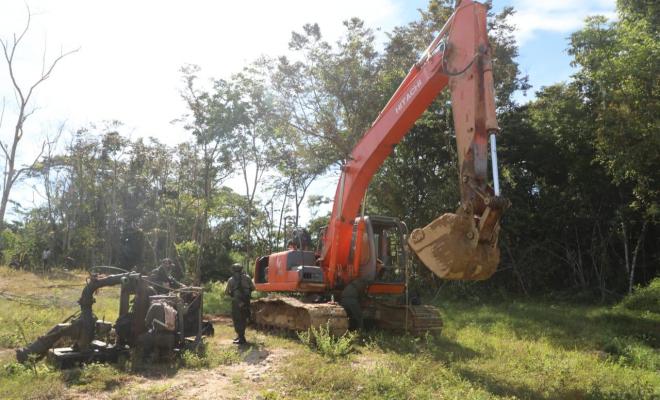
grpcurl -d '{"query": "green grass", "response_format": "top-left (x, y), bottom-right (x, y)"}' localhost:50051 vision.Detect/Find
top-left (1, 265), bottom-right (658, 399)
top-left (0, 362), bottom-right (66, 400)
top-left (203, 280), bottom-right (232, 315)
top-left (271, 296), bottom-right (660, 400)
top-left (180, 342), bottom-right (241, 369)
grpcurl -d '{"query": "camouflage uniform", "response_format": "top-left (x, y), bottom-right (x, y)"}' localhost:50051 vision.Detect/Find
top-left (148, 258), bottom-right (183, 293)
top-left (340, 278), bottom-right (368, 331)
top-left (225, 264), bottom-right (255, 344)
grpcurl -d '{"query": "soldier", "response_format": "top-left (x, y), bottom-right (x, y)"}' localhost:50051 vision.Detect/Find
top-left (148, 258), bottom-right (183, 293)
top-left (340, 277), bottom-right (369, 331)
top-left (41, 247), bottom-right (52, 272)
top-left (225, 263), bottom-right (255, 345)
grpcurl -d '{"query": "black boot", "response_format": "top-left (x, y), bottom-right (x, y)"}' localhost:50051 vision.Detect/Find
top-left (15, 348), bottom-right (28, 363)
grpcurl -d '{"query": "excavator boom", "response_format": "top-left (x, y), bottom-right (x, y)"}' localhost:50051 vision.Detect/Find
top-left (323, 0), bottom-right (508, 284)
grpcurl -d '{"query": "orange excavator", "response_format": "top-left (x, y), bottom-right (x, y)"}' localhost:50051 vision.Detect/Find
top-left (252, 0), bottom-right (509, 335)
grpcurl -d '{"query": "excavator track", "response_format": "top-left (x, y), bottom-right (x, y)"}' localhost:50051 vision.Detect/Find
top-left (251, 296), bottom-right (349, 337)
top-left (251, 295), bottom-right (442, 337)
top-left (367, 303), bottom-right (443, 336)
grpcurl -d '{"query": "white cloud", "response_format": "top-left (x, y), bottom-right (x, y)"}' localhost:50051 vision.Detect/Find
top-left (508, 0), bottom-right (616, 45)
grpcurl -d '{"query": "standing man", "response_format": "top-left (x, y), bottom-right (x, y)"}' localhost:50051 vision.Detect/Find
top-left (225, 263), bottom-right (255, 345)
top-left (340, 277), bottom-right (369, 331)
top-left (41, 247), bottom-right (52, 273)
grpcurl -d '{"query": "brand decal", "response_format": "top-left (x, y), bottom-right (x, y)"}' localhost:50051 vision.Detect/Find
top-left (395, 79), bottom-right (423, 114)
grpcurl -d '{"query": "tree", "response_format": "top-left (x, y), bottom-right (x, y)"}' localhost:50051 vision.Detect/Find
top-left (0, 8), bottom-right (77, 230)
top-left (228, 65), bottom-right (277, 262)
top-left (179, 64), bottom-right (235, 283)
top-left (269, 122), bottom-right (325, 230)
top-left (272, 18), bottom-right (384, 167)
top-left (569, 2), bottom-right (659, 293)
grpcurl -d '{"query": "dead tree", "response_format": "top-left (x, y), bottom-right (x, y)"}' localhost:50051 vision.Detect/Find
top-left (0, 7), bottom-right (78, 230)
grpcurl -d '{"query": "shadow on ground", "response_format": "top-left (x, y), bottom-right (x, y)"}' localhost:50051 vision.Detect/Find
top-left (440, 300), bottom-right (659, 350)
top-left (360, 330), bottom-right (480, 363)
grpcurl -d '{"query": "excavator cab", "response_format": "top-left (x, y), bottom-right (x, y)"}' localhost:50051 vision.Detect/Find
top-left (349, 216), bottom-right (406, 284)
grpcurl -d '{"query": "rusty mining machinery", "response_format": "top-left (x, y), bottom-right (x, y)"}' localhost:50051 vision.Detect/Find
top-left (251, 0), bottom-right (509, 336)
top-left (15, 270), bottom-right (213, 368)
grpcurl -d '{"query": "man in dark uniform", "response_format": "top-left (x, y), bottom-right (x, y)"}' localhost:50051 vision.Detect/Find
top-left (340, 277), bottom-right (369, 331)
top-left (225, 263), bottom-right (255, 345)
top-left (148, 258), bottom-right (183, 293)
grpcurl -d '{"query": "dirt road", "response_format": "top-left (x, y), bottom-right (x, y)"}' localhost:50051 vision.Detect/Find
top-left (68, 339), bottom-right (290, 400)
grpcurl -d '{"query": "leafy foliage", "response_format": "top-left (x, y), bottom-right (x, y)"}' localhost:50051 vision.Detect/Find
top-left (619, 278), bottom-right (660, 314)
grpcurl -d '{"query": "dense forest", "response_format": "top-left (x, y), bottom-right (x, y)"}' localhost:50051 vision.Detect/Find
top-left (1, 0), bottom-right (657, 299)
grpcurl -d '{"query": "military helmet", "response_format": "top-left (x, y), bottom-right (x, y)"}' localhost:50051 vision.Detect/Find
top-left (231, 263), bottom-right (243, 273)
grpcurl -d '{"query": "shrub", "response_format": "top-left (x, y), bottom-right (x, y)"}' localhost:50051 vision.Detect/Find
top-left (620, 278), bottom-right (660, 314)
top-left (297, 323), bottom-right (357, 360)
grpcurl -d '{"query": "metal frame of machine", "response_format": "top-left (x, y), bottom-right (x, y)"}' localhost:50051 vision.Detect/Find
top-left (16, 272), bottom-right (211, 368)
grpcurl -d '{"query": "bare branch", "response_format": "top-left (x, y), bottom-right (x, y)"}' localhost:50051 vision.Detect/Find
top-left (0, 97), bottom-right (4, 130)
top-left (14, 4), bottom-right (32, 49)
top-left (0, 141), bottom-right (9, 160)
top-left (11, 139), bottom-right (47, 186)
top-left (25, 47), bottom-right (80, 106)
top-left (41, 36), bottom-right (47, 77)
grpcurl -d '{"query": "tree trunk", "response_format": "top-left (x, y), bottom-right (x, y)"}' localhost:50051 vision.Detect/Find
top-left (628, 221), bottom-right (648, 294)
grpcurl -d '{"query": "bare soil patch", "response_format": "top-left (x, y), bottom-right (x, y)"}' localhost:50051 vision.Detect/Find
top-left (68, 342), bottom-right (290, 400)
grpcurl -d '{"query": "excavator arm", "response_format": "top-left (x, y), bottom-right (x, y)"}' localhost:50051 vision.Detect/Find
top-left (322, 0), bottom-right (509, 286)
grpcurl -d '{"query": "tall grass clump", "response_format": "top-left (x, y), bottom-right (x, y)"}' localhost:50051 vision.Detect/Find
top-left (298, 323), bottom-right (357, 360)
top-left (620, 278), bottom-right (660, 314)
top-left (181, 343), bottom-right (241, 369)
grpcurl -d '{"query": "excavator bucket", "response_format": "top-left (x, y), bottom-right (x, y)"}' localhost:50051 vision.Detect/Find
top-left (408, 207), bottom-right (500, 281)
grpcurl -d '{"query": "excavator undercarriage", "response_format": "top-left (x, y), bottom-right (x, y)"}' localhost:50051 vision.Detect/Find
top-left (250, 295), bottom-right (443, 337)
top-left (251, 296), bottom-right (349, 337)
